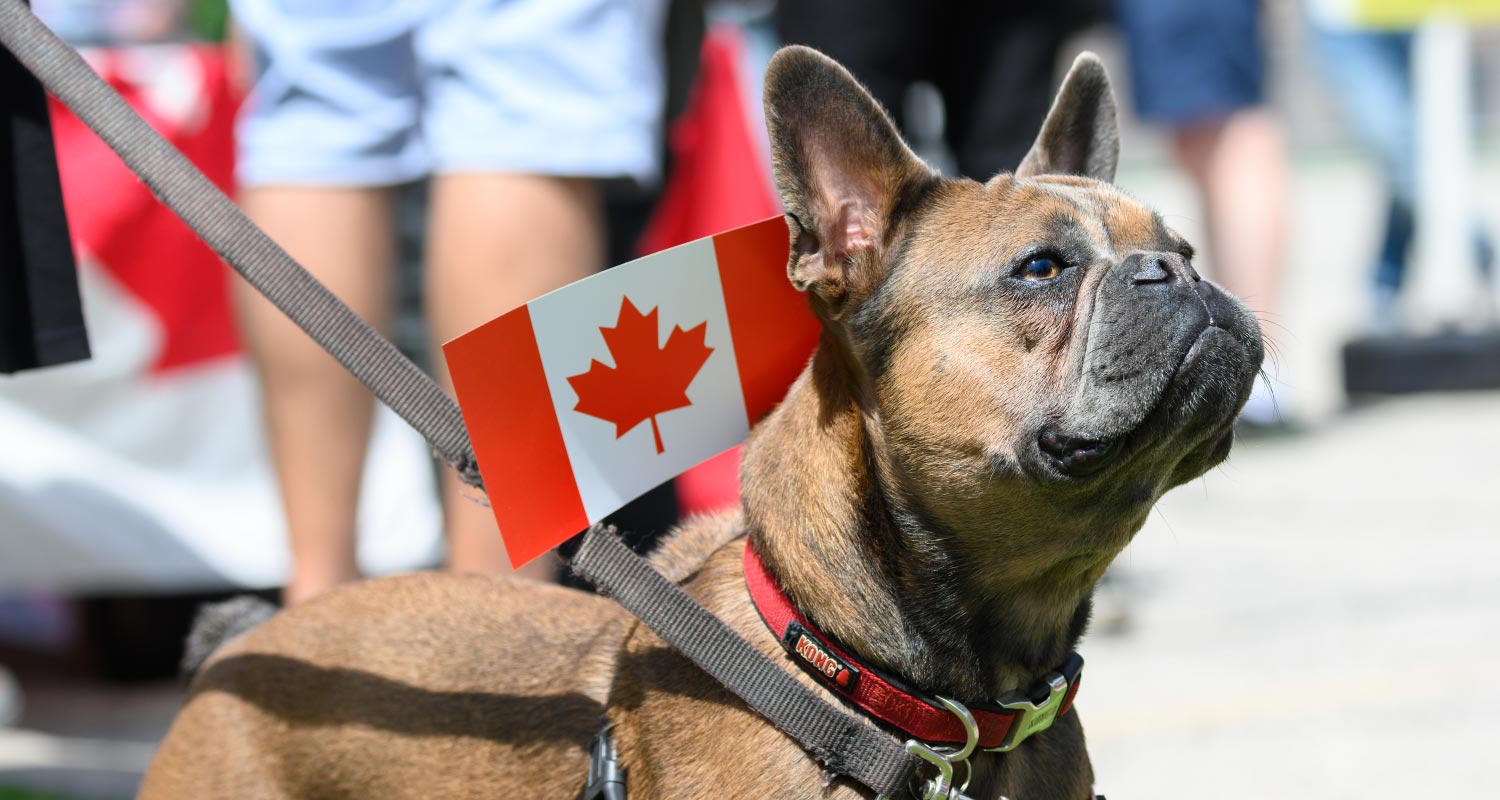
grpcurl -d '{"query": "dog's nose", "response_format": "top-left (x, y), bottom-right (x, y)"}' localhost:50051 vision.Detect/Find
top-left (1127, 252), bottom-right (1198, 286)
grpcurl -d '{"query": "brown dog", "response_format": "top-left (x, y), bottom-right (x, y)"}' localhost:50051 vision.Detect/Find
top-left (140, 47), bottom-right (1262, 800)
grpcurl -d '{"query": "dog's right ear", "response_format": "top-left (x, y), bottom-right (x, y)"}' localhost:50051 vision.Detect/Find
top-left (764, 46), bottom-right (932, 317)
top-left (1016, 52), bottom-right (1119, 183)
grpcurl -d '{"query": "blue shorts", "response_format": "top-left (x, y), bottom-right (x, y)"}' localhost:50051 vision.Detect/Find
top-left (1114, 0), bottom-right (1265, 125)
top-left (233, 0), bottom-right (667, 187)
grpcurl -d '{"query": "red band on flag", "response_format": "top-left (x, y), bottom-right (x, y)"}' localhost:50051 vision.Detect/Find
top-left (443, 306), bottom-right (587, 566)
top-left (714, 218), bottom-right (821, 423)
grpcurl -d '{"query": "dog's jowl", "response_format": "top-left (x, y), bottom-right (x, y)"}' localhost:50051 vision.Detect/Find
top-left (141, 47), bottom-right (1262, 800)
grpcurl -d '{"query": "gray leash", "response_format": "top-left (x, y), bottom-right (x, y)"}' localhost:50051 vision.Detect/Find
top-left (0, 0), bottom-right (482, 489)
top-left (0, 3), bottom-right (924, 795)
top-left (570, 528), bottom-right (922, 796)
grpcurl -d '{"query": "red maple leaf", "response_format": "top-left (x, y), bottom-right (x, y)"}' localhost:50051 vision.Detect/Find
top-left (567, 297), bottom-right (714, 454)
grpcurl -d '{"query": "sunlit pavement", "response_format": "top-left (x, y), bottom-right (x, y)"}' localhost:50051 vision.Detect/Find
top-left (1084, 391), bottom-right (1500, 799)
top-left (0, 681), bottom-right (175, 799)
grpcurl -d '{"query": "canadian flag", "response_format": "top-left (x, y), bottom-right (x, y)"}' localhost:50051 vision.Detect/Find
top-left (443, 217), bottom-right (818, 567)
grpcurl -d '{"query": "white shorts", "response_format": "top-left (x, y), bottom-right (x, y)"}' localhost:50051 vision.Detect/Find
top-left (232, 0), bottom-right (667, 187)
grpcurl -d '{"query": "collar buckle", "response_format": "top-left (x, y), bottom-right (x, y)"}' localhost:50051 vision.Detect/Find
top-left (986, 671), bottom-right (1071, 753)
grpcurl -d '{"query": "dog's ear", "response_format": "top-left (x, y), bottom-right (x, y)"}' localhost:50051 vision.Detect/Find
top-left (764, 46), bottom-right (932, 316)
top-left (1016, 52), bottom-right (1119, 183)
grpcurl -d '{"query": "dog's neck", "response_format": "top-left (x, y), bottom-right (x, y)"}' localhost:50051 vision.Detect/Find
top-left (742, 342), bottom-right (1101, 702)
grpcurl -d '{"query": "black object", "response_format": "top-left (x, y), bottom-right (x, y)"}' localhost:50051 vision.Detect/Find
top-left (0, 8), bottom-right (90, 374)
top-left (77, 589), bottom-right (278, 683)
top-left (777, 2), bottom-right (1098, 180)
top-left (584, 727), bottom-right (627, 800)
top-left (1343, 329), bottom-right (1500, 395)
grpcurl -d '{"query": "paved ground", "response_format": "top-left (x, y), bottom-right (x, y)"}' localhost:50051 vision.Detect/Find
top-left (1084, 392), bottom-right (1500, 799)
top-left (0, 681), bottom-right (170, 799)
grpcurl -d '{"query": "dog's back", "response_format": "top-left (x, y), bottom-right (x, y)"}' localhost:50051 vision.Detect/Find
top-left (142, 572), bottom-right (628, 799)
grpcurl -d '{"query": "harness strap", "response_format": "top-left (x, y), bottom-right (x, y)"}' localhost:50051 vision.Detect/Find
top-left (571, 527), bottom-right (921, 797)
top-left (0, 0), bottom-right (483, 489)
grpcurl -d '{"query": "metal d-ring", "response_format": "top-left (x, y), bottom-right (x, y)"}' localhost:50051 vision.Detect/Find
top-left (899, 696), bottom-right (979, 800)
top-left (934, 696), bottom-right (979, 763)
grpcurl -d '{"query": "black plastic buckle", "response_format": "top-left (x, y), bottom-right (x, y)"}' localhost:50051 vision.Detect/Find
top-left (584, 726), bottom-right (626, 800)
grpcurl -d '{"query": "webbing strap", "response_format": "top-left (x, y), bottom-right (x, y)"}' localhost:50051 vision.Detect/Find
top-left (571, 527), bottom-right (922, 797)
top-left (0, 0), bottom-right (483, 488)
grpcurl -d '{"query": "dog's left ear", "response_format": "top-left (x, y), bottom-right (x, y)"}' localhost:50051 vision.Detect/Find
top-left (1017, 52), bottom-right (1119, 183)
top-left (764, 46), bottom-right (933, 317)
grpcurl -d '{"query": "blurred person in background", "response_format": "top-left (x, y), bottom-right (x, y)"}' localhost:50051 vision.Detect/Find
top-left (1306, 1), bottom-right (1494, 333)
top-left (775, 2), bottom-right (1101, 182)
top-left (231, 0), bottom-right (667, 603)
top-left (1115, 0), bottom-right (1291, 428)
top-left (31, 0), bottom-right (188, 43)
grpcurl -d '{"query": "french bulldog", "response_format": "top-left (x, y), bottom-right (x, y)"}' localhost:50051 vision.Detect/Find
top-left (140, 46), bottom-right (1262, 800)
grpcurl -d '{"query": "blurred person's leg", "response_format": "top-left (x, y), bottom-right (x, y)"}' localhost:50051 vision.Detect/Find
top-left (1117, 0), bottom-right (1283, 301)
top-left (1169, 109), bottom-right (1288, 317)
top-left (235, 188), bottom-right (395, 604)
top-left (232, 0), bottom-right (430, 602)
top-left (1310, 25), bottom-right (1418, 326)
top-left (1315, 28), bottom-right (1494, 320)
top-left (417, 0), bottom-right (666, 577)
top-left (424, 174), bottom-right (602, 577)
top-left (1373, 198), bottom-right (1418, 328)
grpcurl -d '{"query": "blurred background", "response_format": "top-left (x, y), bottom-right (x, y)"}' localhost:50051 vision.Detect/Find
top-left (2, 0), bottom-right (1499, 797)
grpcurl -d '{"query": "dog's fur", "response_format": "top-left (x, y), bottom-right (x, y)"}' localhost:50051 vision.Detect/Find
top-left (140, 48), bottom-right (1262, 799)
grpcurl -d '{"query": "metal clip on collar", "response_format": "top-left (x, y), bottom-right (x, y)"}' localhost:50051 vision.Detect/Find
top-left (879, 696), bottom-right (982, 800)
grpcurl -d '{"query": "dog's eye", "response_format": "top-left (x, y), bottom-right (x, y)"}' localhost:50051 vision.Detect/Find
top-left (1017, 257), bottom-right (1063, 282)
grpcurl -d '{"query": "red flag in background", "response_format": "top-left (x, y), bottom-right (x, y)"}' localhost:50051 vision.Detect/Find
top-left (48, 47), bottom-right (241, 373)
top-left (639, 25), bottom-right (785, 517)
top-left (0, 45), bottom-right (441, 591)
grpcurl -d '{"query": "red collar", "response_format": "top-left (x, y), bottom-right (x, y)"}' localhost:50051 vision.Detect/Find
top-left (743, 539), bottom-right (1083, 751)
